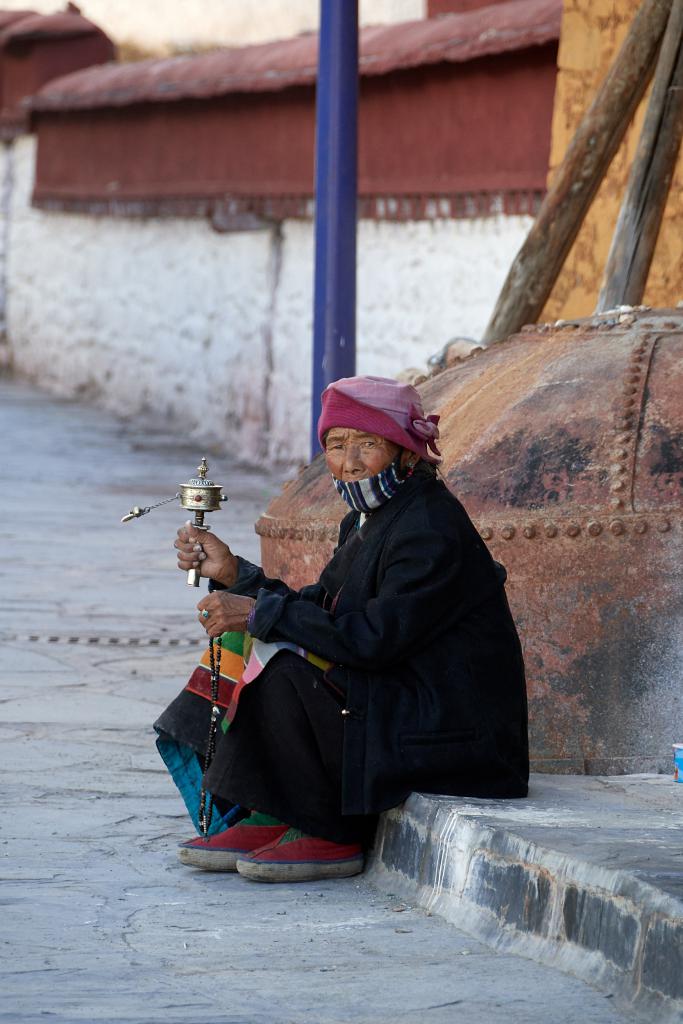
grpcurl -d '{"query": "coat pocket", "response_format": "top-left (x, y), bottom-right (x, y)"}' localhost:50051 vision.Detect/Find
top-left (398, 728), bottom-right (485, 785)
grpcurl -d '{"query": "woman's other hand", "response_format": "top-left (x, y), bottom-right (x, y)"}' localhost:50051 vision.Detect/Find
top-left (197, 593), bottom-right (255, 637)
top-left (175, 522), bottom-right (239, 587)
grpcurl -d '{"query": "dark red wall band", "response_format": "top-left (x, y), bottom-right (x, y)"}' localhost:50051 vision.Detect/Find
top-left (32, 45), bottom-right (557, 220)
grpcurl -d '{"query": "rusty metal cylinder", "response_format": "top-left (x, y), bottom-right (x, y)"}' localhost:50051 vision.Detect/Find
top-left (256, 310), bottom-right (683, 774)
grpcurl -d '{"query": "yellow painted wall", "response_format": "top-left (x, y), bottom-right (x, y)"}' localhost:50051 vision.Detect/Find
top-left (543, 0), bottom-right (683, 320)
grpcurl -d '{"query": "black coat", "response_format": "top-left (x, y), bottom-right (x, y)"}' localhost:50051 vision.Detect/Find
top-left (223, 469), bottom-right (529, 815)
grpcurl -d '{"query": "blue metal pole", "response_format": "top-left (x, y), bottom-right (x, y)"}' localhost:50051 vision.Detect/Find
top-left (310, 0), bottom-right (358, 459)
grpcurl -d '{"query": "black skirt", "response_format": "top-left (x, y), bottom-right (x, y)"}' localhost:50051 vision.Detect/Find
top-left (203, 651), bottom-right (376, 846)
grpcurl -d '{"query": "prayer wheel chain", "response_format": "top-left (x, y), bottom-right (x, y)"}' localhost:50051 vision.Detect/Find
top-left (198, 635), bottom-right (222, 838)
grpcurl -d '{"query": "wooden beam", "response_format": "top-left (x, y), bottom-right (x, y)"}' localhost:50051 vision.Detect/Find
top-left (482, 0), bottom-right (673, 345)
top-left (597, 0), bottom-right (683, 312)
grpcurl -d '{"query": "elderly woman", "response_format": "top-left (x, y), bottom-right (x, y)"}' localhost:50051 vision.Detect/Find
top-left (154, 376), bottom-right (528, 883)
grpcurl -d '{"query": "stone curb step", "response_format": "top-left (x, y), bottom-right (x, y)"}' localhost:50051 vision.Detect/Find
top-left (367, 790), bottom-right (683, 1024)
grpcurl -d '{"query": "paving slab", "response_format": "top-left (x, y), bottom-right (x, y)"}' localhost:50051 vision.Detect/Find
top-left (0, 377), bottom-right (639, 1023)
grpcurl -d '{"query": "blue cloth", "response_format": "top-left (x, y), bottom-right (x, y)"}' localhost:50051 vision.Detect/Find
top-left (156, 736), bottom-right (226, 837)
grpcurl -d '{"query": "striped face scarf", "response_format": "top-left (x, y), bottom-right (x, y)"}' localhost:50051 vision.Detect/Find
top-left (334, 454), bottom-right (406, 513)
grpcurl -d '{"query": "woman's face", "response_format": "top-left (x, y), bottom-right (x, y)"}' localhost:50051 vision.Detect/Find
top-left (324, 427), bottom-right (414, 481)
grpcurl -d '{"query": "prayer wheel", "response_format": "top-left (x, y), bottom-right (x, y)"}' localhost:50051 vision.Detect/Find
top-left (256, 309), bottom-right (683, 774)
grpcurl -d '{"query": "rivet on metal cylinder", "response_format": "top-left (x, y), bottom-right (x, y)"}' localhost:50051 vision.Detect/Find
top-left (587, 521), bottom-right (602, 537)
top-left (544, 523), bottom-right (558, 538)
top-left (566, 524), bottom-right (580, 537)
top-left (480, 527), bottom-right (493, 540)
top-left (657, 519), bottom-right (671, 533)
top-left (610, 519), bottom-right (625, 535)
top-left (501, 525), bottom-right (516, 540)
top-left (523, 525), bottom-right (536, 538)
top-left (634, 521), bottom-right (647, 534)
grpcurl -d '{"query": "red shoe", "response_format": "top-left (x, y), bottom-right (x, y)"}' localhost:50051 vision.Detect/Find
top-left (235, 827), bottom-right (364, 882)
top-left (178, 815), bottom-right (288, 871)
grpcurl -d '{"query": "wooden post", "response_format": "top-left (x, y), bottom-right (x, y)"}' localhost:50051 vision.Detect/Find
top-left (482, 0), bottom-right (673, 345)
top-left (597, 0), bottom-right (683, 312)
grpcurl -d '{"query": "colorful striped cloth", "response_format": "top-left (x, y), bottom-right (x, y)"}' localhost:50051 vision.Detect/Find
top-left (183, 630), bottom-right (332, 730)
top-left (184, 630), bottom-right (246, 708)
top-left (157, 630), bottom-right (332, 837)
top-left (221, 637), bottom-right (332, 732)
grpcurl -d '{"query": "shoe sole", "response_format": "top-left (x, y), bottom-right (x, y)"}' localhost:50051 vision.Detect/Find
top-left (177, 846), bottom-right (239, 871)
top-left (235, 856), bottom-right (364, 883)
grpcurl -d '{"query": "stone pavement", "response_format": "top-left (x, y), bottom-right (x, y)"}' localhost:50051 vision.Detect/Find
top-left (0, 377), bottom-right (633, 1024)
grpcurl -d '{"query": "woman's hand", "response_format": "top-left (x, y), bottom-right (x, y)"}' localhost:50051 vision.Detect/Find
top-left (174, 522), bottom-right (239, 586)
top-left (197, 592), bottom-right (255, 638)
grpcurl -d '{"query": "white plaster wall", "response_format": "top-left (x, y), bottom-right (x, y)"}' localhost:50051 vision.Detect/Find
top-left (7, 136), bottom-right (275, 461)
top-left (0, 1), bottom-right (426, 50)
top-left (267, 220), bottom-right (314, 462)
top-left (267, 215), bottom-right (533, 461)
top-left (6, 137), bottom-right (532, 465)
top-left (0, 142), bottom-right (13, 364)
top-left (356, 216), bottom-right (533, 374)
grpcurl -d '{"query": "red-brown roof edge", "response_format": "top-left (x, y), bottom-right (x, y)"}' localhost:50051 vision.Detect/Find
top-left (2, 10), bottom-right (111, 49)
top-left (31, 0), bottom-right (560, 113)
top-left (0, 10), bottom-right (36, 34)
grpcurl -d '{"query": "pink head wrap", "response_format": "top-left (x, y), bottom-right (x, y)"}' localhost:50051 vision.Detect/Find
top-left (317, 375), bottom-right (441, 463)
